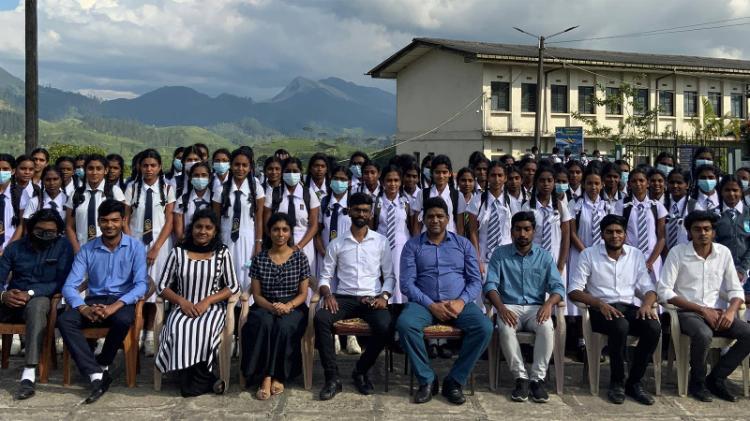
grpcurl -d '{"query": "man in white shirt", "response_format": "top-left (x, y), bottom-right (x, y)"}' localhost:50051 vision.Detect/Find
top-left (569, 214), bottom-right (661, 405)
top-left (657, 210), bottom-right (750, 403)
top-left (315, 192), bottom-right (396, 401)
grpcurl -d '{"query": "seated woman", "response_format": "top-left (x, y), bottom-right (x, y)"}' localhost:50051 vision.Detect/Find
top-left (241, 212), bottom-right (310, 400)
top-left (155, 208), bottom-right (240, 397)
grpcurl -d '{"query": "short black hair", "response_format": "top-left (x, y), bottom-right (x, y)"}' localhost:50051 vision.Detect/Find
top-left (423, 197), bottom-right (448, 216)
top-left (27, 208), bottom-right (64, 236)
top-left (600, 214), bottom-right (627, 232)
top-left (684, 210), bottom-right (718, 232)
top-left (348, 192), bottom-right (373, 208)
top-left (511, 211), bottom-right (536, 229)
top-left (98, 199), bottom-right (126, 218)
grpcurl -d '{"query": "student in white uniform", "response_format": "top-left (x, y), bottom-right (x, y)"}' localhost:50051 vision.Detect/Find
top-left (0, 154), bottom-right (20, 254)
top-left (105, 154), bottom-right (128, 193)
top-left (613, 168), bottom-right (667, 283)
top-left (315, 165), bottom-right (352, 280)
top-left (692, 164), bottom-right (720, 214)
top-left (519, 157), bottom-right (537, 202)
top-left (411, 154), bottom-right (466, 236)
top-left (648, 168), bottom-right (666, 205)
top-left (168, 145), bottom-right (202, 200)
top-left (210, 148), bottom-right (231, 193)
top-left (260, 156), bottom-right (283, 197)
top-left (663, 169), bottom-right (697, 256)
top-left (521, 165), bottom-right (572, 275)
top-left (212, 147), bottom-right (265, 294)
top-left (553, 165), bottom-right (570, 206)
top-left (348, 151), bottom-right (369, 191)
top-left (305, 153), bottom-right (329, 202)
top-left (356, 161), bottom-right (381, 200)
top-left (14, 155), bottom-right (39, 215)
top-left (564, 160), bottom-right (584, 203)
top-left (55, 156), bottom-right (77, 198)
top-left (456, 167), bottom-right (476, 235)
top-left (264, 157), bottom-right (320, 273)
top-left (601, 162), bottom-right (625, 206)
top-left (419, 155), bottom-right (432, 190)
top-left (469, 153), bottom-right (489, 194)
top-left (22, 166), bottom-right (67, 227)
top-left (655, 151), bottom-right (676, 177)
top-left (400, 158), bottom-right (422, 204)
top-left (505, 165), bottom-right (525, 213)
top-left (64, 154), bottom-right (126, 253)
top-left (734, 167), bottom-right (750, 207)
top-left (174, 162), bottom-right (214, 242)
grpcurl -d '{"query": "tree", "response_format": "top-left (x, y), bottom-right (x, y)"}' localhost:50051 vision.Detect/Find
top-left (47, 142), bottom-right (107, 163)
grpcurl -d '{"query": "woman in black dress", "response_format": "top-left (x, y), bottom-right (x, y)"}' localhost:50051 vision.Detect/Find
top-left (241, 212), bottom-right (310, 400)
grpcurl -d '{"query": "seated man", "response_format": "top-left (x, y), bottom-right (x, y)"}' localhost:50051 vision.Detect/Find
top-left (57, 200), bottom-right (148, 404)
top-left (0, 209), bottom-right (73, 400)
top-left (314, 192), bottom-right (396, 400)
top-left (569, 214), bottom-right (661, 405)
top-left (485, 211), bottom-right (565, 403)
top-left (658, 210), bottom-right (750, 402)
top-left (397, 197), bottom-right (492, 405)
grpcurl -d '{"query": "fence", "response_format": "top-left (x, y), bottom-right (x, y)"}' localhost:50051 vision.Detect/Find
top-left (619, 134), bottom-right (744, 173)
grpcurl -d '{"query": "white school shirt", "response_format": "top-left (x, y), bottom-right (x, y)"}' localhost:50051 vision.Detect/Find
top-left (404, 187), bottom-right (421, 205)
top-left (569, 186), bottom-right (582, 202)
top-left (521, 199), bottom-right (572, 263)
top-left (264, 184), bottom-right (321, 238)
top-left (19, 183), bottom-right (36, 210)
top-left (614, 196), bottom-right (668, 255)
top-left (375, 194), bottom-right (412, 249)
top-left (212, 177), bottom-right (265, 235)
top-left (23, 192), bottom-right (68, 222)
top-left (319, 194), bottom-right (351, 248)
top-left (657, 242), bottom-right (745, 308)
top-left (211, 173), bottom-right (229, 193)
top-left (63, 180), bottom-right (76, 198)
top-left (666, 196), bottom-right (690, 247)
top-left (309, 180), bottom-right (328, 202)
top-left (357, 182), bottom-right (381, 201)
top-left (695, 191), bottom-right (720, 213)
top-left (174, 188), bottom-right (213, 230)
top-left (507, 192), bottom-right (524, 214)
top-left (65, 180), bottom-right (125, 246)
top-left (569, 195), bottom-right (612, 247)
top-left (569, 244), bottom-right (654, 305)
top-left (0, 187), bottom-right (16, 250)
top-left (411, 185), bottom-right (467, 233)
top-left (466, 191), bottom-right (512, 262)
top-left (125, 181), bottom-right (176, 241)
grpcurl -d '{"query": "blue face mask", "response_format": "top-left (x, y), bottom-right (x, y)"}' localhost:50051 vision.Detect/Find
top-left (698, 179), bottom-right (717, 193)
top-left (695, 159), bottom-right (713, 168)
top-left (0, 170), bottom-right (11, 184)
top-left (330, 180), bottom-right (348, 195)
top-left (656, 164), bottom-right (673, 175)
top-left (741, 179), bottom-right (750, 190)
top-left (423, 168), bottom-right (432, 180)
top-left (191, 177), bottom-right (209, 191)
top-left (283, 173), bottom-right (301, 187)
top-left (350, 165), bottom-right (362, 179)
top-left (620, 172), bottom-right (629, 186)
top-left (75, 167), bottom-right (85, 178)
top-left (173, 158), bottom-right (183, 172)
top-left (555, 183), bottom-right (569, 194)
top-left (212, 162), bottom-right (230, 175)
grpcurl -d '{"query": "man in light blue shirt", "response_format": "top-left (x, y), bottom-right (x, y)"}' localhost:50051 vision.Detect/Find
top-left (485, 211), bottom-right (565, 404)
top-left (57, 200), bottom-right (147, 404)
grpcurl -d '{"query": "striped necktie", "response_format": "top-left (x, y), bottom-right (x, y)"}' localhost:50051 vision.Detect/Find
top-left (591, 204), bottom-right (602, 245)
top-left (386, 201), bottom-right (396, 250)
top-left (637, 203), bottom-right (649, 255)
top-left (541, 207), bottom-right (553, 252)
top-left (486, 201), bottom-right (501, 259)
top-left (667, 202), bottom-right (680, 249)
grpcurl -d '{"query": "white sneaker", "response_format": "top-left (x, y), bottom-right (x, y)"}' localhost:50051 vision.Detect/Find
top-left (55, 336), bottom-right (64, 355)
top-left (346, 335), bottom-right (362, 355)
top-left (144, 335), bottom-right (155, 357)
top-left (94, 338), bottom-right (105, 356)
top-left (10, 335), bottom-right (22, 356)
top-left (334, 334), bottom-right (341, 355)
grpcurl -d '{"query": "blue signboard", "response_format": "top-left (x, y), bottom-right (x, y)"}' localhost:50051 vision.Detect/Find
top-left (555, 126), bottom-right (584, 156)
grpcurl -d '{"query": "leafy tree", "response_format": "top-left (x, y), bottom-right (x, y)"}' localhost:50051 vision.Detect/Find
top-left (47, 142), bottom-right (107, 162)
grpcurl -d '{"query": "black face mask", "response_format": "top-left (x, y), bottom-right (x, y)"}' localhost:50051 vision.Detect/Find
top-left (31, 230), bottom-right (58, 249)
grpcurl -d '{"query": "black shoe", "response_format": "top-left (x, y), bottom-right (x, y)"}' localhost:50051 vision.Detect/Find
top-left (427, 344), bottom-right (438, 359)
top-left (438, 344), bottom-right (453, 359)
top-left (14, 379), bottom-right (35, 400)
top-left (213, 379), bottom-right (226, 395)
top-left (84, 371), bottom-right (112, 404)
top-left (511, 378), bottom-right (529, 402)
top-left (575, 345), bottom-right (587, 363)
top-left (688, 383), bottom-right (713, 402)
top-left (318, 379), bottom-right (342, 401)
top-left (352, 371), bottom-right (374, 395)
top-left (441, 377), bottom-right (465, 405)
top-left (625, 382), bottom-right (655, 405)
top-left (530, 379), bottom-right (549, 403)
top-left (607, 384), bottom-right (625, 404)
top-left (706, 375), bottom-right (738, 402)
top-left (414, 376), bottom-right (439, 404)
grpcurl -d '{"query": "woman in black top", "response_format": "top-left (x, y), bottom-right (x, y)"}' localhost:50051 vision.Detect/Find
top-left (241, 212), bottom-right (311, 400)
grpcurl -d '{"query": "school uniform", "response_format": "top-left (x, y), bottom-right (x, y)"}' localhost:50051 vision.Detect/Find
top-left (521, 199), bottom-right (573, 267)
top-left (211, 174), bottom-right (229, 194)
top-left (356, 182), bottom-right (381, 201)
top-left (63, 180), bottom-right (76, 198)
top-left (174, 188), bottom-right (213, 231)
top-left (664, 195), bottom-right (695, 251)
top-left (614, 196), bottom-right (668, 283)
top-left (264, 184), bottom-right (321, 274)
top-left (317, 193), bottom-right (351, 283)
top-left (411, 185), bottom-right (467, 233)
top-left (212, 177), bottom-right (265, 292)
top-left (507, 191), bottom-right (524, 214)
top-left (715, 201), bottom-right (750, 281)
top-left (309, 179), bottom-right (328, 202)
top-left (404, 187), bottom-right (421, 205)
top-left (374, 193), bottom-right (412, 304)
top-left (466, 190), bottom-right (513, 264)
top-left (23, 191), bottom-right (68, 223)
top-left (65, 180), bottom-right (126, 247)
top-left (694, 191), bottom-right (720, 214)
top-left (0, 187), bottom-right (16, 251)
top-left (18, 183), bottom-right (37, 211)
top-left (566, 186), bottom-right (583, 203)
top-left (125, 180), bottom-right (176, 301)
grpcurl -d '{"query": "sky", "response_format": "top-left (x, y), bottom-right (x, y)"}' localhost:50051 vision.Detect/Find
top-left (2, 0), bottom-right (750, 101)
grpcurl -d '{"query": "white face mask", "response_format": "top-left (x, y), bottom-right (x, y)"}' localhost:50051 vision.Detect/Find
top-left (283, 172), bottom-right (301, 186)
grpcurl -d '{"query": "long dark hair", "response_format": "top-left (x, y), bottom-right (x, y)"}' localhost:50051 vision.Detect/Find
top-left (305, 152), bottom-right (329, 189)
top-left (179, 161), bottom-right (214, 212)
top-left (165, 147), bottom-right (185, 179)
top-left (105, 153), bottom-right (127, 191)
top-left (220, 147), bottom-right (257, 218)
top-left (130, 149), bottom-right (167, 209)
top-left (263, 212), bottom-right (296, 250)
top-left (181, 207), bottom-right (223, 252)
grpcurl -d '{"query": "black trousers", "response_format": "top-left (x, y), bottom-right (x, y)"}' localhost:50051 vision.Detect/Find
top-left (589, 302), bottom-right (662, 387)
top-left (314, 295), bottom-right (391, 382)
top-left (57, 296), bottom-right (135, 378)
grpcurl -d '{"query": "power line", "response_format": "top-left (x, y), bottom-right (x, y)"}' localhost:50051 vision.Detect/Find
top-left (548, 19), bottom-right (750, 44)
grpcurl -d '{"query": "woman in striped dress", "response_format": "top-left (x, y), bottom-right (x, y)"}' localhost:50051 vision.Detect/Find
top-left (155, 208), bottom-right (240, 397)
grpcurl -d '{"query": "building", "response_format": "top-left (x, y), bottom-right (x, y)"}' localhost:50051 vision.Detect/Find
top-left (368, 38), bottom-right (750, 165)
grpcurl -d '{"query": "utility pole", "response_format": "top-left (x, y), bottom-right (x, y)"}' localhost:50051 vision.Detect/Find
top-left (25, 0), bottom-right (38, 155)
top-left (514, 25), bottom-right (579, 152)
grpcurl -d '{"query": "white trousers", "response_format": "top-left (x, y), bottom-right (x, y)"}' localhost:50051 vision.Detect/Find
top-left (496, 304), bottom-right (554, 381)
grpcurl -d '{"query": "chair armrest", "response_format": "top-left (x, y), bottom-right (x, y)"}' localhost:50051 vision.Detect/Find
top-left (572, 301), bottom-right (588, 311)
top-left (555, 302), bottom-right (566, 320)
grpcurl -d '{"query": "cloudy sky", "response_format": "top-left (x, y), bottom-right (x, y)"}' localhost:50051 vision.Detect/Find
top-left (2, 0), bottom-right (750, 100)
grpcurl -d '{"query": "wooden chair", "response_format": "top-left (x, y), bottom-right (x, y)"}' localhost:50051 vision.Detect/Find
top-left (665, 303), bottom-right (749, 397)
top-left (153, 292), bottom-right (239, 391)
top-left (576, 302), bottom-right (662, 396)
top-left (486, 302), bottom-right (567, 394)
top-left (0, 293), bottom-right (62, 384)
top-left (62, 280), bottom-right (155, 388)
top-left (408, 324), bottom-right (476, 395)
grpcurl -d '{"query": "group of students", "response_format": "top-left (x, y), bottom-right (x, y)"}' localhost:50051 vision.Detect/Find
top-left (0, 142), bottom-right (749, 406)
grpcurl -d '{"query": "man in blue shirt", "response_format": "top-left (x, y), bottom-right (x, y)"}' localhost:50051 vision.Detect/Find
top-left (0, 209), bottom-right (73, 400)
top-left (485, 211), bottom-right (565, 403)
top-left (57, 200), bottom-right (148, 404)
top-left (398, 197), bottom-right (492, 405)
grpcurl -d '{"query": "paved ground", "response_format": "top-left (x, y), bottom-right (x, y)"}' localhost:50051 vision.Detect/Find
top-left (1, 351), bottom-right (749, 420)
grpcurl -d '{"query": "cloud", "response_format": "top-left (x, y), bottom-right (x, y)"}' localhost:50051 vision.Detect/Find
top-left (77, 88), bottom-right (137, 100)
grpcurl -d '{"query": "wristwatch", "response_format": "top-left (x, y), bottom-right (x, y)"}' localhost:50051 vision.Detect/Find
top-left (380, 292), bottom-right (392, 301)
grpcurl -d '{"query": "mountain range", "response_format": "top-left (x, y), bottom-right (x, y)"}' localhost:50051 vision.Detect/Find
top-left (0, 66), bottom-right (396, 137)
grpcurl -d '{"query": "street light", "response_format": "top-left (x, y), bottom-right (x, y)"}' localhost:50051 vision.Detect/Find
top-left (514, 25), bottom-right (579, 152)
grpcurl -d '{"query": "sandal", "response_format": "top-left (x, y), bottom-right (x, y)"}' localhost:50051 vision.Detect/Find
top-left (256, 387), bottom-right (271, 400)
top-left (271, 380), bottom-right (285, 395)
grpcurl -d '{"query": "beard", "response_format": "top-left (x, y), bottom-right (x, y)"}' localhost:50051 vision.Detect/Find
top-left (351, 217), bottom-right (368, 228)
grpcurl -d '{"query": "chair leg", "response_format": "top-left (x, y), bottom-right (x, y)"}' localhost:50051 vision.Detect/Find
top-left (676, 336), bottom-right (690, 397)
top-left (470, 370), bottom-right (475, 396)
top-left (742, 355), bottom-right (749, 398)
top-left (62, 346), bottom-right (72, 386)
top-left (487, 330), bottom-right (497, 392)
top-left (554, 339), bottom-right (564, 395)
top-left (384, 349), bottom-right (390, 393)
top-left (1, 334), bottom-right (11, 369)
top-left (302, 335), bottom-right (314, 390)
top-left (653, 335), bottom-right (662, 396)
top-left (123, 330), bottom-right (138, 388)
top-left (588, 334), bottom-right (602, 395)
top-left (409, 366), bottom-right (414, 396)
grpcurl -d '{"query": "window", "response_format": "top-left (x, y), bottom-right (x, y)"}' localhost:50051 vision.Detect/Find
top-left (578, 86), bottom-right (595, 114)
top-left (683, 91), bottom-right (698, 117)
top-left (731, 93), bottom-right (744, 118)
top-left (490, 82), bottom-right (510, 111)
top-left (658, 91), bottom-right (674, 116)
top-left (521, 83), bottom-right (537, 112)
top-left (634, 89), bottom-right (649, 115)
top-left (550, 85), bottom-right (568, 113)
top-left (707, 92), bottom-right (722, 115)
top-left (605, 87), bottom-right (622, 115)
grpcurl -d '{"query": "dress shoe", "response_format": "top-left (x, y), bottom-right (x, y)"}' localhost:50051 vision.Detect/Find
top-left (607, 384), bottom-right (625, 404)
top-left (318, 379), bottom-right (342, 401)
top-left (85, 371), bottom-right (112, 404)
top-left (352, 371), bottom-right (374, 395)
top-left (13, 379), bottom-right (35, 400)
top-left (511, 378), bottom-right (529, 402)
top-left (441, 376), bottom-right (466, 405)
top-left (706, 375), bottom-right (738, 402)
top-left (688, 383), bottom-right (713, 402)
top-left (625, 382), bottom-right (655, 405)
top-left (427, 344), bottom-right (438, 359)
top-left (414, 375), bottom-right (439, 404)
top-left (438, 344), bottom-right (453, 359)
